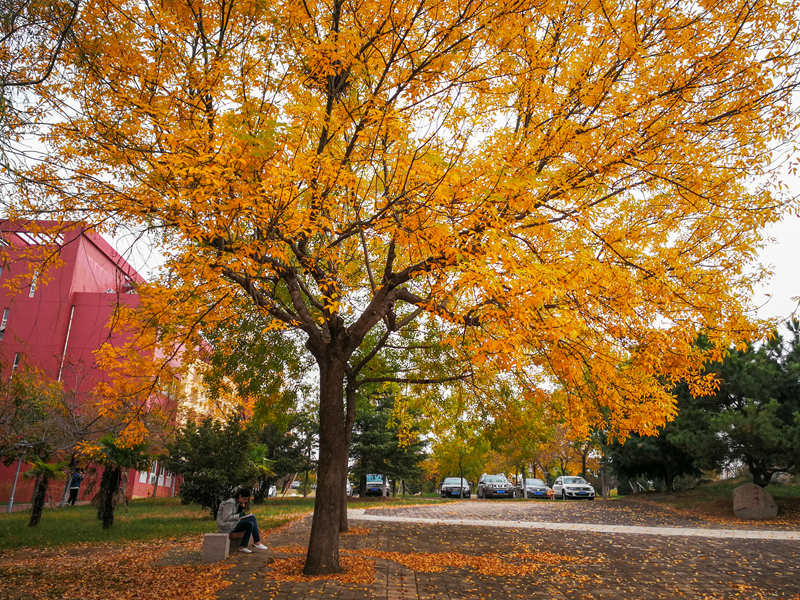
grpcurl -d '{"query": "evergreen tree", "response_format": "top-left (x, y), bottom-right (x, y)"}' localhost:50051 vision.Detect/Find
top-left (164, 415), bottom-right (266, 518)
top-left (351, 395), bottom-right (426, 495)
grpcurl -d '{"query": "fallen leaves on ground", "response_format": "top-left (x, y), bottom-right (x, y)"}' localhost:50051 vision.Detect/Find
top-left (266, 549), bottom-right (374, 584)
top-left (358, 549), bottom-right (589, 576)
top-left (341, 526), bottom-right (370, 535)
top-left (632, 497), bottom-right (800, 529)
top-left (0, 538), bottom-right (231, 600)
top-left (266, 543), bottom-right (592, 585)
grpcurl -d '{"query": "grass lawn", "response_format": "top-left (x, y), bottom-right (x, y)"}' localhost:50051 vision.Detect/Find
top-left (0, 495), bottom-right (443, 551)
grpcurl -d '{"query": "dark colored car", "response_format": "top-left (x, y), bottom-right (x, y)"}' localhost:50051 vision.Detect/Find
top-left (440, 477), bottom-right (471, 498)
top-left (517, 477), bottom-right (550, 499)
top-left (477, 474), bottom-right (513, 498)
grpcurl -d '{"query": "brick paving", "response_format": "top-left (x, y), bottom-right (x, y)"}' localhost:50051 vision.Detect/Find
top-left (361, 497), bottom-right (800, 530)
top-left (217, 500), bottom-right (800, 600)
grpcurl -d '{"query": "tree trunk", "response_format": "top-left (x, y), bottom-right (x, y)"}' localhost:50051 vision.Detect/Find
top-left (600, 459), bottom-right (607, 500)
top-left (98, 465), bottom-right (121, 529)
top-left (151, 461), bottom-right (162, 498)
top-left (28, 473), bottom-right (49, 527)
top-left (60, 454), bottom-right (77, 506)
top-left (304, 355), bottom-right (347, 575)
top-left (115, 469), bottom-right (129, 509)
top-left (458, 455), bottom-right (464, 499)
top-left (339, 379), bottom-right (357, 533)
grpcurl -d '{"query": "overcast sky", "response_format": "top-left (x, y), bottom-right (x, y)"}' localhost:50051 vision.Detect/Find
top-left (754, 215), bottom-right (800, 323)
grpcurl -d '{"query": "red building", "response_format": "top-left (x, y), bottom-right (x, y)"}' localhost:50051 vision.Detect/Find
top-left (0, 221), bottom-right (176, 508)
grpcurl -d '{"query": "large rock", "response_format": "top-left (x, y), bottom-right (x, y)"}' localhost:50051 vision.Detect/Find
top-left (733, 483), bottom-right (778, 520)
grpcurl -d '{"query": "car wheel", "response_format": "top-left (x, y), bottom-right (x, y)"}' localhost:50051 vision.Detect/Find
top-left (465, 492), bottom-right (471, 498)
top-left (478, 489), bottom-right (483, 499)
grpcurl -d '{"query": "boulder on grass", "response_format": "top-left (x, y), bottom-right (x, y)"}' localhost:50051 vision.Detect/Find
top-left (732, 483), bottom-right (778, 520)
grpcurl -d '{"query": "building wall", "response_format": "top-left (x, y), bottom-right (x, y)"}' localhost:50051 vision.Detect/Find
top-left (0, 222), bottom-right (176, 506)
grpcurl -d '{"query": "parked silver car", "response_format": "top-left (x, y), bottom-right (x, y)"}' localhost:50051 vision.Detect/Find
top-left (477, 473), bottom-right (514, 498)
top-left (552, 475), bottom-right (595, 500)
top-left (517, 478), bottom-right (551, 499)
top-left (440, 477), bottom-right (471, 498)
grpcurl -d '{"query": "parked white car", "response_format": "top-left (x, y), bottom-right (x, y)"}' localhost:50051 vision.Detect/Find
top-left (552, 475), bottom-right (595, 500)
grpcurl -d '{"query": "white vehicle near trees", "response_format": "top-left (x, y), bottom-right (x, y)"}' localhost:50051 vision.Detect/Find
top-left (364, 473), bottom-right (390, 496)
top-left (552, 476), bottom-right (595, 500)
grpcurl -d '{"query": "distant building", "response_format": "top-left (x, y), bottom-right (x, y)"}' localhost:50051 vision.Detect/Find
top-left (0, 221), bottom-right (176, 506)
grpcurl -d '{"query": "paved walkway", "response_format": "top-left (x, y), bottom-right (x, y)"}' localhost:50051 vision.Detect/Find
top-left (218, 499), bottom-right (800, 600)
top-left (347, 507), bottom-right (800, 540)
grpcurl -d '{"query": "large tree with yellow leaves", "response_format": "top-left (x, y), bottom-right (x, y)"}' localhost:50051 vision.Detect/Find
top-left (17, 0), bottom-right (800, 573)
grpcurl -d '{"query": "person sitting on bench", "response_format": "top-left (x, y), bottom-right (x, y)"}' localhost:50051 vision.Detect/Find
top-left (217, 486), bottom-right (268, 553)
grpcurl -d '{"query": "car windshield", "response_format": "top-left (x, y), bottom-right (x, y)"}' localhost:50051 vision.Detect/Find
top-left (484, 475), bottom-right (507, 483)
top-left (525, 479), bottom-right (545, 486)
top-left (443, 478), bottom-right (466, 485)
top-left (563, 477), bottom-right (587, 484)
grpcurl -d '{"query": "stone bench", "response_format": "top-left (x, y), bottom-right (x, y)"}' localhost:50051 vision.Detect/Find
top-left (202, 531), bottom-right (245, 561)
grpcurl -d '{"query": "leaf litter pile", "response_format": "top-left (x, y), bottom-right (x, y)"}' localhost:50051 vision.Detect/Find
top-left (268, 527), bottom-right (593, 585)
top-left (0, 538), bottom-right (232, 600)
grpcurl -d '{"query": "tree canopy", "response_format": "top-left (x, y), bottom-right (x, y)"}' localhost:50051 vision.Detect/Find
top-left (12, 0), bottom-right (800, 573)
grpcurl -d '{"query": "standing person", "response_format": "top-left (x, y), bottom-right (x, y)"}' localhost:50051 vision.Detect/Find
top-left (67, 468), bottom-right (84, 506)
top-left (216, 487), bottom-right (268, 553)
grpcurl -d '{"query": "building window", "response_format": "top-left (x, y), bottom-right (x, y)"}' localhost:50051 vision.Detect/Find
top-left (15, 232), bottom-right (62, 245)
top-left (0, 308), bottom-right (8, 340)
top-left (29, 271), bottom-right (38, 298)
